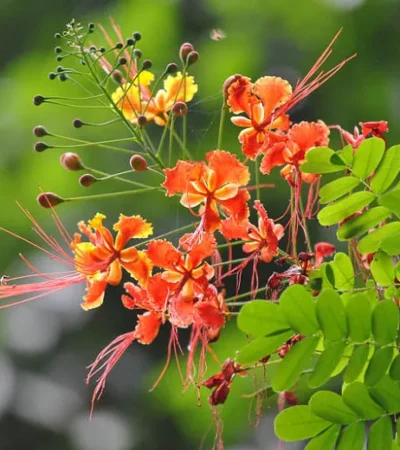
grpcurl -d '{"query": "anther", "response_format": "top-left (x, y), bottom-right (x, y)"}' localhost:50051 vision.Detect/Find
top-left (126, 38), bottom-right (135, 47)
top-left (115, 42), bottom-right (124, 50)
top-left (55, 46), bottom-right (63, 54)
top-left (118, 57), bottom-right (127, 66)
top-left (48, 72), bottom-right (57, 80)
top-left (133, 49), bottom-right (142, 59)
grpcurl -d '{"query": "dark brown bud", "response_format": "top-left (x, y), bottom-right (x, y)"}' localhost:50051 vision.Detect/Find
top-left (115, 42), bottom-right (124, 50)
top-left (186, 51), bottom-right (199, 66)
top-left (33, 126), bottom-right (48, 138)
top-left (166, 63), bottom-right (179, 74)
top-left (133, 32), bottom-right (142, 41)
top-left (72, 119), bottom-right (84, 129)
top-left (60, 153), bottom-right (84, 171)
top-left (33, 95), bottom-right (45, 106)
top-left (37, 192), bottom-right (64, 208)
top-left (79, 174), bottom-right (97, 187)
top-left (142, 59), bottom-right (152, 70)
top-left (137, 115), bottom-right (148, 127)
top-left (118, 57), bottom-right (127, 66)
top-left (179, 43), bottom-right (194, 62)
top-left (34, 142), bottom-right (50, 152)
top-left (111, 70), bottom-right (124, 85)
top-left (172, 101), bottom-right (187, 117)
top-left (133, 49), bottom-right (142, 59)
top-left (129, 154), bottom-right (147, 171)
top-left (126, 38), bottom-right (135, 47)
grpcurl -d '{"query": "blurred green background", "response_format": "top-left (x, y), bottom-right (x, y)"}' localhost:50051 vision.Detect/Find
top-left (0, 0), bottom-right (399, 449)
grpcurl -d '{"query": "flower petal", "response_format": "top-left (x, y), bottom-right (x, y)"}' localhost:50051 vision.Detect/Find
top-left (146, 240), bottom-right (182, 271)
top-left (253, 76), bottom-right (292, 119)
top-left (206, 150), bottom-right (250, 188)
top-left (135, 311), bottom-right (161, 344)
top-left (288, 120), bottom-right (330, 151)
top-left (81, 275), bottom-right (107, 311)
top-left (231, 116), bottom-right (252, 128)
top-left (214, 183), bottom-right (239, 201)
top-left (121, 250), bottom-right (153, 286)
top-left (114, 214), bottom-right (153, 250)
top-left (226, 75), bottom-right (253, 115)
top-left (162, 160), bottom-right (205, 196)
top-left (180, 193), bottom-right (205, 208)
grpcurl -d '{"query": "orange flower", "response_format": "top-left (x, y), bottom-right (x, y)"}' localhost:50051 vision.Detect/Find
top-left (72, 213), bottom-right (153, 310)
top-left (146, 232), bottom-right (216, 302)
top-left (227, 76), bottom-right (291, 159)
top-left (112, 72), bottom-right (197, 126)
top-left (221, 200), bottom-right (284, 263)
top-left (163, 150), bottom-right (250, 232)
top-left (260, 120), bottom-right (330, 184)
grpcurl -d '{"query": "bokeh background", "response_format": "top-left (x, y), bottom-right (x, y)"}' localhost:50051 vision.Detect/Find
top-left (0, 0), bottom-right (399, 449)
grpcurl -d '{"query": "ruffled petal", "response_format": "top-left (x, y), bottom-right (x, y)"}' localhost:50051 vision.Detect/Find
top-left (81, 274), bottom-right (108, 311)
top-left (239, 129), bottom-right (264, 160)
top-left (146, 240), bottom-right (183, 271)
top-left (169, 296), bottom-right (195, 328)
top-left (180, 232), bottom-right (216, 268)
top-left (121, 250), bottom-right (153, 286)
top-left (288, 120), bottom-right (330, 151)
top-left (253, 76), bottom-right (292, 119)
top-left (226, 75), bottom-right (253, 115)
top-left (220, 217), bottom-right (250, 241)
top-left (243, 241), bottom-right (259, 254)
top-left (218, 189), bottom-right (250, 223)
top-left (135, 311), bottom-right (162, 344)
top-left (260, 143), bottom-right (287, 174)
top-left (113, 214), bottom-right (153, 250)
top-left (164, 72), bottom-right (198, 104)
top-left (180, 192), bottom-right (205, 208)
top-left (206, 150), bottom-right (250, 188)
top-left (162, 160), bottom-right (205, 196)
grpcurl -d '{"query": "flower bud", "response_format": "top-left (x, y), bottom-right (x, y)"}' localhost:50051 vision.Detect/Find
top-left (172, 101), bottom-right (187, 117)
top-left (59, 73), bottom-right (68, 82)
top-left (111, 70), bottom-right (124, 85)
top-left (88, 23), bottom-right (95, 31)
top-left (179, 43), bottom-right (194, 62)
top-left (79, 174), bottom-right (97, 187)
top-left (60, 153), bottom-right (84, 171)
top-left (37, 192), bottom-right (64, 208)
top-left (133, 49), bottom-right (142, 59)
top-left (133, 31), bottom-right (142, 41)
top-left (166, 63), bottom-right (179, 74)
top-left (33, 95), bottom-right (45, 106)
top-left (33, 126), bottom-right (48, 138)
top-left (34, 142), bottom-right (50, 152)
top-left (126, 38), bottom-right (135, 47)
top-left (186, 51), bottom-right (199, 66)
top-left (54, 33), bottom-right (62, 39)
top-left (142, 59), bottom-right (152, 70)
top-left (118, 57), bottom-right (127, 66)
top-left (73, 118), bottom-right (84, 128)
top-left (129, 155), bottom-right (147, 171)
top-left (115, 42), bottom-right (124, 50)
top-left (48, 72), bottom-right (56, 80)
top-left (137, 115), bottom-right (148, 127)
top-left (55, 46), bottom-right (62, 54)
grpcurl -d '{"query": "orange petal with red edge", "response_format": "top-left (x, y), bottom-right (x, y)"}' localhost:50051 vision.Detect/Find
top-left (226, 75), bottom-right (253, 115)
top-left (169, 296), bottom-right (195, 328)
top-left (81, 275), bottom-right (108, 311)
top-left (180, 192), bottom-right (205, 208)
top-left (220, 217), bottom-right (249, 241)
top-left (183, 232), bottom-right (216, 268)
top-left (218, 189), bottom-right (250, 223)
top-left (195, 301), bottom-right (225, 329)
top-left (260, 143), bottom-right (287, 174)
top-left (135, 311), bottom-right (162, 344)
top-left (239, 129), bottom-right (264, 160)
top-left (121, 250), bottom-right (153, 286)
top-left (289, 120), bottom-right (330, 151)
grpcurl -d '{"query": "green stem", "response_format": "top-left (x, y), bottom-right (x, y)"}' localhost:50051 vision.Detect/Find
top-left (65, 187), bottom-right (158, 202)
top-left (299, 193), bottom-right (312, 253)
top-left (217, 101), bottom-right (226, 149)
top-left (213, 257), bottom-right (247, 268)
top-left (136, 223), bottom-right (195, 247)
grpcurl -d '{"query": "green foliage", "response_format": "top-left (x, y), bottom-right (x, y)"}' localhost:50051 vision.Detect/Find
top-left (351, 138), bottom-right (385, 179)
top-left (300, 147), bottom-right (344, 174)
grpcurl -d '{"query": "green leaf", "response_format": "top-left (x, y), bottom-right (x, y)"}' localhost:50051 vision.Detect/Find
top-left (237, 300), bottom-right (291, 337)
top-left (319, 177), bottom-right (361, 204)
top-left (381, 235), bottom-right (400, 255)
top-left (337, 206), bottom-right (391, 241)
top-left (367, 416), bottom-right (393, 450)
top-left (336, 422), bottom-right (365, 450)
top-left (346, 293), bottom-right (372, 343)
top-left (342, 382), bottom-right (385, 420)
top-left (396, 262), bottom-right (400, 281)
top-left (358, 222), bottom-right (400, 254)
top-left (330, 253), bottom-right (355, 291)
top-left (279, 284), bottom-right (320, 335)
top-left (304, 424), bottom-right (341, 450)
top-left (272, 336), bottom-right (319, 392)
top-left (378, 188), bottom-right (400, 217)
top-left (332, 145), bottom-right (354, 166)
top-left (371, 251), bottom-right (395, 286)
top-left (351, 137), bottom-right (385, 179)
top-left (369, 374), bottom-right (400, 413)
top-left (300, 147), bottom-right (344, 174)
top-left (309, 391), bottom-right (359, 424)
top-left (365, 347), bottom-right (394, 386)
top-left (389, 354), bottom-right (400, 381)
top-left (237, 330), bottom-right (293, 364)
top-left (318, 192), bottom-right (376, 226)
top-left (316, 289), bottom-right (347, 341)
top-left (344, 345), bottom-right (371, 383)
top-left (331, 344), bottom-right (354, 377)
top-left (370, 144), bottom-right (400, 194)
top-left (274, 405), bottom-right (333, 441)
top-left (372, 299), bottom-right (399, 346)
top-left (308, 341), bottom-right (346, 388)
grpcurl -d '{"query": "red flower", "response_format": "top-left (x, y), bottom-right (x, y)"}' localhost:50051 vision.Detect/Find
top-left (163, 150), bottom-right (250, 232)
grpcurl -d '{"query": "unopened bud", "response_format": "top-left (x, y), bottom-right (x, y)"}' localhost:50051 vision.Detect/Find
top-left (130, 155), bottom-right (147, 171)
top-left (126, 38), bottom-right (135, 47)
top-left (172, 101), bottom-right (187, 117)
top-left (137, 115), bottom-right (148, 127)
top-left (133, 31), bottom-right (142, 41)
top-left (56, 66), bottom-right (64, 73)
top-left (142, 59), bottom-right (152, 70)
top-left (118, 57), bottom-right (127, 66)
top-left (133, 49), bottom-right (142, 59)
top-left (54, 33), bottom-right (61, 39)
top-left (88, 23), bottom-right (95, 31)
top-left (56, 55), bottom-right (63, 62)
top-left (222, 74), bottom-right (242, 98)
top-left (33, 126), bottom-right (48, 138)
top-left (34, 142), bottom-right (50, 152)
top-left (33, 95), bottom-right (45, 106)
top-left (37, 192), bottom-right (64, 208)
top-left (166, 63), bottom-right (179, 74)
top-left (179, 43), bottom-right (194, 62)
top-left (59, 73), bottom-right (68, 82)
top-left (73, 118), bottom-right (84, 128)
top-left (115, 42), bottom-right (123, 50)
top-left (79, 174), bottom-right (97, 187)
top-left (99, 47), bottom-right (106, 53)
top-left (48, 72), bottom-right (56, 80)
top-left (60, 153), bottom-right (84, 171)
top-left (186, 51), bottom-right (199, 66)
top-left (111, 69), bottom-right (124, 85)
top-left (55, 46), bottom-right (62, 54)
